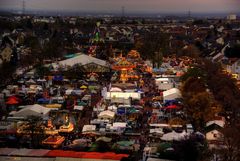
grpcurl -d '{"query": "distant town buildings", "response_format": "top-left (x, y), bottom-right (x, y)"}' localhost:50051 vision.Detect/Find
top-left (227, 14), bottom-right (237, 20)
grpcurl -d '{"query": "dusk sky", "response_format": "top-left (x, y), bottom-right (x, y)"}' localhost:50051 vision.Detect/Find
top-left (0, 0), bottom-right (239, 13)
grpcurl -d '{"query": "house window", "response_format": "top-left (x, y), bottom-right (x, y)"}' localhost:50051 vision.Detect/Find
top-left (213, 133), bottom-right (217, 138)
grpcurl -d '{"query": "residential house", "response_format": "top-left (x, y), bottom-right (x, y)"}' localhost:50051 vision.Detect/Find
top-left (205, 119), bottom-right (225, 148)
top-left (205, 124), bottom-right (224, 145)
top-left (0, 46), bottom-right (13, 62)
top-left (225, 58), bottom-right (240, 79)
top-left (227, 14), bottom-right (237, 21)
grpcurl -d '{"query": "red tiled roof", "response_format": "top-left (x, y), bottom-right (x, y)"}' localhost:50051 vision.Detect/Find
top-left (46, 150), bottom-right (129, 160)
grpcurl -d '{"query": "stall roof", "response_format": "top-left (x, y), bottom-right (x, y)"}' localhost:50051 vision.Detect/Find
top-left (56, 53), bottom-right (108, 68)
top-left (98, 110), bottom-right (115, 117)
top-left (163, 88), bottom-right (181, 97)
top-left (12, 104), bottom-right (52, 118)
top-left (82, 125), bottom-right (96, 133)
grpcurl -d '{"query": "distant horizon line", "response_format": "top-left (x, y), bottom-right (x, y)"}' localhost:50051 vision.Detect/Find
top-left (0, 8), bottom-right (239, 17)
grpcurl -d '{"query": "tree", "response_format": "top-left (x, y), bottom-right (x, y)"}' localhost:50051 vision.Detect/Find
top-left (0, 62), bottom-right (16, 86)
top-left (215, 126), bottom-right (240, 161)
top-left (181, 67), bottom-right (221, 132)
top-left (136, 31), bottom-right (169, 67)
top-left (169, 117), bottom-right (186, 126)
top-left (185, 91), bottom-right (220, 132)
top-left (42, 37), bottom-right (63, 59)
top-left (24, 36), bottom-right (42, 63)
top-left (43, 22), bottom-right (49, 31)
top-left (225, 44), bottom-right (240, 58)
top-left (179, 45), bottom-right (200, 58)
top-left (26, 19), bottom-right (33, 29)
top-left (174, 134), bottom-right (210, 161)
top-left (181, 76), bottom-right (206, 96)
top-left (200, 59), bottom-right (240, 125)
top-left (35, 65), bottom-right (51, 78)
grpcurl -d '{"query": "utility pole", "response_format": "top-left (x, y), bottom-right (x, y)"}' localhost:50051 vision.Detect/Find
top-left (121, 6), bottom-right (125, 18)
top-left (188, 10), bottom-right (191, 19)
top-left (22, 0), bottom-right (26, 15)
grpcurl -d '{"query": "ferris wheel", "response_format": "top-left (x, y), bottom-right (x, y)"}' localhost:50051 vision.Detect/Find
top-left (88, 22), bottom-right (101, 56)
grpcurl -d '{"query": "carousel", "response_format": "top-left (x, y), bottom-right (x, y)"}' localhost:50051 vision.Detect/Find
top-left (59, 115), bottom-right (74, 133)
top-left (42, 135), bottom-right (65, 148)
top-left (44, 119), bottom-right (58, 135)
top-left (87, 72), bottom-right (99, 82)
top-left (111, 57), bottom-right (137, 83)
top-left (127, 50), bottom-right (140, 60)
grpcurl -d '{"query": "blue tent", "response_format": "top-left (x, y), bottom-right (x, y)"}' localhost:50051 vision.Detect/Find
top-left (64, 54), bottom-right (76, 59)
top-left (153, 68), bottom-right (167, 73)
top-left (164, 100), bottom-right (180, 106)
top-left (37, 98), bottom-right (50, 104)
top-left (117, 108), bottom-right (126, 115)
top-left (53, 75), bottom-right (63, 81)
top-left (136, 88), bottom-right (144, 93)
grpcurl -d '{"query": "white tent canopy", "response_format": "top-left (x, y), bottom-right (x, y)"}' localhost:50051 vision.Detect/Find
top-left (98, 110), bottom-right (115, 120)
top-left (112, 122), bottom-right (127, 128)
top-left (163, 88), bottom-right (181, 102)
top-left (107, 105), bottom-right (118, 111)
top-left (54, 53), bottom-right (109, 68)
top-left (74, 106), bottom-right (84, 111)
top-left (110, 87), bottom-right (122, 92)
top-left (82, 125), bottom-right (96, 133)
top-left (26, 79), bottom-right (36, 84)
top-left (1, 89), bottom-right (10, 96)
top-left (161, 131), bottom-right (190, 141)
top-left (155, 78), bottom-right (170, 82)
top-left (150, 128), bottom-right (164, 135)
top-left (105, 92), bottom-right (141, 100)
top-left (37, 78), bottom-right (46, 82)
top-left (12, 104), bottom-right (53, 118)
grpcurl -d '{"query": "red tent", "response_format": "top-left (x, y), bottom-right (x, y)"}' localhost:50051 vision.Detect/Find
top-left (0, 129), bottom-right (17, 134)
top-left (8, 96), bottom-right (19, 100)
top-left (165, 105), bottom-right (178, 109)
top-left (46, 150), bottom-right (129, 160)
top-left (6, 98), bottom-right (19, 105)
top-left (6, 96), bottom-right (21, 105)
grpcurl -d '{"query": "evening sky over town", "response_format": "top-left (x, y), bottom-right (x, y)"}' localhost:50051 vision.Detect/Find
top-left (0, 0), bottom-right (239, 14)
